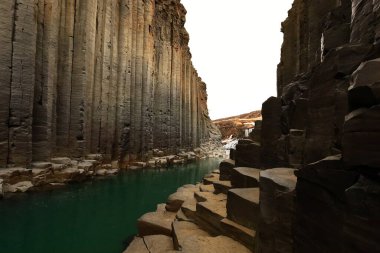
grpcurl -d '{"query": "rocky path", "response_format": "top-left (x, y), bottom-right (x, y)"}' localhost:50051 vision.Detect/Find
top-left (124, 158), bottom-right (297, 253)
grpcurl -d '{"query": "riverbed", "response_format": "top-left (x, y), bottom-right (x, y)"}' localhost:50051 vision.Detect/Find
top-left (0, 158), bottom-right (221, 253)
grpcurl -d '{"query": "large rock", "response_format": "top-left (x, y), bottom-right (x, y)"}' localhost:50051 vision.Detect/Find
top-left (259, 168), bottom-right (296, 253)
top-left (143, 235), bottom-right (174, 253)
top-left (343, 106), bottom-right (380, 168)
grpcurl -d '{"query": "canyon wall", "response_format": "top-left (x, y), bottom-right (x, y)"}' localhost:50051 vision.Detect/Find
top-left (258, 0), bottom-right (380, 252)
top-left (0, 0), bottom-right (218, 168)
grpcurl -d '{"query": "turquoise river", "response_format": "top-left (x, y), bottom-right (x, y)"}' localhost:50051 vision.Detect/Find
top-left (0, 158), bottom-right (221, 253)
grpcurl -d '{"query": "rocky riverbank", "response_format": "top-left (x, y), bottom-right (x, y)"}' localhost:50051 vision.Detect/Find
top-left (0, 141), bottom-right (225, 199)
top-left (123, 153), bottom-right (296, 253)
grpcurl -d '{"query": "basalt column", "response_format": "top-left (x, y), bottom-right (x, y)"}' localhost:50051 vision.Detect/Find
top-left (0, 0), bottom-right (218, 168)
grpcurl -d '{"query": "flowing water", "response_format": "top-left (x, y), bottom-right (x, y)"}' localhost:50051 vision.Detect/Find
top-left (0, 158), bottom-right (221, 253)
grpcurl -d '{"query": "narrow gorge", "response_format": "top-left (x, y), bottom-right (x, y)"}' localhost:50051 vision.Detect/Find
top-left (0, 0), bottom-right (219, 168)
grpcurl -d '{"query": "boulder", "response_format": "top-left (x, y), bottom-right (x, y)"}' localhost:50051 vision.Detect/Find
top-left (199, 183), bottom-right (215, 193)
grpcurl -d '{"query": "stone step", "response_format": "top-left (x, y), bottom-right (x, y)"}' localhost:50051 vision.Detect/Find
top-left (195, 197), bottom-right (227, 235)
top-left (137, 209), bottom-right (177, 236)
top-left (227, 188), bottom-right (260, 230)
top-left (172, 220), bottom-right (209, 250)
top-left (219, 159), bottom-right (235, 180)
top-left (165, 184), bottom-right (199, 212)
top-left (181, 198), bottom-right (197, 221)
top-left (231, 167), bottom-right (260, 188)
top-left (213, 180), bottom-right (232, 194)
top-left (194, 191), bottom-right (227, 203)
top-left (221, 218), bottom-right (256, 252)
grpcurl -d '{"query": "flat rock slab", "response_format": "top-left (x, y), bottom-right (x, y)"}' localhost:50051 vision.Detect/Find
top-left (260, 168), bottom-right (297, 192)
top-left (227, 188), bottom-right (260, 230)
top-left (219, 159), bottom-right (235, 180)
top-left (196, 198), bottom-right (227, 235)
top-left (231, 167), bottom-right (260, 188)
top-left (166, 184), bottom-right (199, 212)
top-left (138, 210), bottom-right (177, 236)
top-left (221, 218), bottom-right (255, 251)
top-left (172, 221), bottom-right (209, 250)
top-left (180, 235), bottom-right (252, 253)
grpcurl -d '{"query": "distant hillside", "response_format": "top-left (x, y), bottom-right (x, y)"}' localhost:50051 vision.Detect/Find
top-left (213, 110), bottom-right (262, 139)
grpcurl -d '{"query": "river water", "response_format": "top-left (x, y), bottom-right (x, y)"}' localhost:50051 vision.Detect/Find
top-left (0, 158), bottom-right (221, 253)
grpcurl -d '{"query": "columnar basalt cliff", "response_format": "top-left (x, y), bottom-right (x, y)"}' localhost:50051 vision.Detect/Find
top-left (260, 0), bottom-right (380, 252)
top-left (0, 0), bottom-right (219, 168)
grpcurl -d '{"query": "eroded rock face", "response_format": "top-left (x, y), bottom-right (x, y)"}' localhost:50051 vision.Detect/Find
top-left (0, 0), bottom-right (218, 168)
top-left (259, 0), bottom-right (380, 252)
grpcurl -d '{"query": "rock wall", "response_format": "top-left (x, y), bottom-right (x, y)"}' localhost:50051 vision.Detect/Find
top-left (0, 0), bottom-right (218, 168)
top-left (257, 0), bottom-right (380, 252)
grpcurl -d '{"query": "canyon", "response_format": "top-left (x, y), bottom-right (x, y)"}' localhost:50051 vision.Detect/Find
top-left (0, 0), bottom-right (219, 170)
top-left (0, 0), bottom-right (379, 253)
top-left (124, 0), bottom-right (380, 252)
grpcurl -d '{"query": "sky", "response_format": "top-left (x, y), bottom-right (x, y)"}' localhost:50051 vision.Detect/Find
top-left (181, 0), bottom-right (294, 120)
